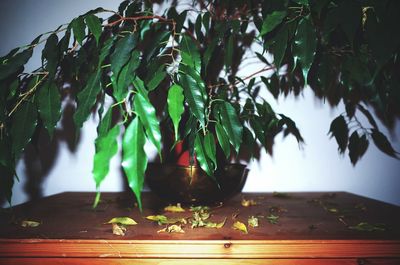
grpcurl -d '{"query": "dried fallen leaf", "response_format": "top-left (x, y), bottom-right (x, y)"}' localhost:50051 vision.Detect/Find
top-left (157, 224), bottom-right (185, 233)
top-left (164, 203), bottom-right (185, 212)
top-left (204, 218), bottom-right (227, 229)
top-left (248, 216), bottom-right (259, 228)
top-left (21, 220), bottom-right (40, 227)
top-left (272, 192), bottom-right (291, 198)
top-left (266, 214), bottom-right (279, 224)
top-left (241, 198), bottom-right (258, 207)
top-left (106, 216), bottom-right (137, 225)
top-left (146, 215), bottom-right (187, 225)
top-left (348, 222), bottom-right (386, 232)
top-left (232, 221), bottom-right (248, 234)
top-left (112, 223), bottom-right (127, 236)
top-left (190, 205), bottom-right (210, 212)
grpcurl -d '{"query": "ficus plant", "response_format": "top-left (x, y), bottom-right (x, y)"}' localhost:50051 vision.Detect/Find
top-left (0, 0), bottom-right (399, 210)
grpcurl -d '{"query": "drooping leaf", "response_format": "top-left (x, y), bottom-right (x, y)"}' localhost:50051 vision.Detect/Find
top-left (147, 66), bottom-right (166, 91)
top-left (348, 131), bottom-right (369, 165)
top-left (293, 15), bottom-right (316, 83)
top-left (218, 102), bottom-right (243, 153)
top-left (85, 14), bottom-right (102, 45)
top-left (110, 34), bottom-right (137, 80)
top-left (179, 74), bottom-right (206, 129)
top-left (37, 81), bottom-right (61, 138)
top-left (0, 164), bottom-right (15, 204)
top-left (10, 100), bottom-right (38, 159)
top-left (180, 34), bottom-right (201, 73)
top-left (73, 69), bottom-right (102, 130)
top-left (260, 11), bottom-right (287, 36)
top-left (0, 49), bottom-right (33, 80)
top-left (71, 16), bottom-right (86, 45)
top-left (122, 117), bottom-right (147, 211)
top-left (204, 132), bottom-right (217, 169)
top-left (269, 25), bottom-right (288, 69)
top-left (42, 33), bottom-right (59, 78)
top-left (328, 115), bottom-right (348, 154)
top-left (167, 84), bottom-right (185, 141)
top-left (99, 37), bottom-right (115, 66)
top-left (107, 216), bottom-right (137, 225)
top-left (113, 50), bottom-right (140, 102)
top-left (279, 114), bottom-right (304, 144)
top-left (225, 34), bottom-right (234, 70)
top-left (250, 117), bottom-right (266, 146)
top-left (371, 129), bottom-right (398, 158)
top-left (215, 122), bottom-right (230, 159)
top-left (92, 124), bottom-right (120, 204)
top-left (134, 92), bottom-right (162, 158)
top-left (194, 134), bottom-right (215, 179)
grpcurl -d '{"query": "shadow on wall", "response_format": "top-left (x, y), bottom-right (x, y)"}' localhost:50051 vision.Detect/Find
top-left (0, 103), bottom-right (79, 205)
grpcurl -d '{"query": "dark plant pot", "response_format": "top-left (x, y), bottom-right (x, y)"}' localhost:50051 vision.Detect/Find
top-left (146, 163), bottom-right (248, 204)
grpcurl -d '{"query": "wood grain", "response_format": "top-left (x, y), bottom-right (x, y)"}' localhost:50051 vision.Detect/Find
top-left (0, 192), bottom-right (399, 262)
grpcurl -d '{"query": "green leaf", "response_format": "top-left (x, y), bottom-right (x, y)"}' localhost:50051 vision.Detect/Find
top-left (250, 117), bottom-right (266, 146)
top-left (180, 35), bottom-right (201, 73)
top-left (99, 37), bottom-right (115, 66)
top-left (260, 11), bottom-right (287, 36)
top-left (134, 92), bottom-right (162, 158)
top-left (71, 16), bottom-right (86, 45)
top-left (179, 74), bottom-right (206, 129)
top-left (328, 115), bottom-right (348, 154)
top-left (279, 114), bottom-right (304, 144)
top-left (225, 34), bottom-right (234, 70)
top-left (37, 81), bottom-right (61, 138)
top-left (0, 49), bottom-right (33, 80)
top-left (371, 129), bottom-right (398, 158)
top-left (0, 164), bottom-right (15, 204)
top-left (73, 69), bottom-right (102, 130)
top-left (10, 100), bottom-right (38, 159)
top-left (85, 14), bottom-right (102, 45)
top-left (97, 107), bottom-right (113, 137)
top-left (269, 25), bottom-right (288, 69)
top-left (167, 84), bottom-right (185, 141)
top-left (215, 122), bottom-right (231, 159)
top-left (122, 117), bottom-right (147, 211)
top-left (204, 132), bottom-right (217, 169)
top-left (194, 134), bottom-right (215, 179)
top-left (110, 34), bottom-right (137, 80)
top-left (93, 124), bottom-right (120, 197)
top-left (107, 216), bottom-right (137, 225)
top-left (146, 66), bottom-right (166, 91)
top-left (293, 15), bottom-right (316, 83)
top-left (42, 33), bottom-right (59, 78)
top-left (113, 50), bottom-right (140, 102)
top-left (218, 102), bottom-right (243, 154)
top-left (348, 131), bottom-right (369, 165)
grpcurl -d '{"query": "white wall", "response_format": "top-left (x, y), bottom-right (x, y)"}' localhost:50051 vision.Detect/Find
top-left (1, 0), bottom-right (399, 207)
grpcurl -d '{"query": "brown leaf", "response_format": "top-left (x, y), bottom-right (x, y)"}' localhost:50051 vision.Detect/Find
top-left (21, 220), bottom-right (40, 227)
top-left (157, 224), bottom-right (185, 233)
top-left (112, 223), bottom-right (127, 236)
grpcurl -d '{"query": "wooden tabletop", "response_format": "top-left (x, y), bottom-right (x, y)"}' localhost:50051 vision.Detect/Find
top-left (1, 191), bottom-right (399, 241)
top-left (1, 192), bottom-right (400, 262)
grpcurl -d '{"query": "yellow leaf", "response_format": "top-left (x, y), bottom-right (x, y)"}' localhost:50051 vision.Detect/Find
top-left (146, 215), bottom-right (187, 225)
top-left (232, 221), bottom-right (248, 234)
top-left (157, 224), bottom-right (185, 233)
top-left (21, 220), bottom-right (40, 227)
top-left (164, 203), bottom-right (185, 212)
top-left (204, 217), bottom-right (226, 229)
top-left (106, 216), bottom-right (137, 225)
top-left (112, 223), bottom-right (126, 236)
top-left (241, 198), bottom-right (258, 207)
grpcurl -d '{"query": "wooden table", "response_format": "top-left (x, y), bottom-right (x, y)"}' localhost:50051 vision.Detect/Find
top-left (1, 192), bottom-right (399, 264)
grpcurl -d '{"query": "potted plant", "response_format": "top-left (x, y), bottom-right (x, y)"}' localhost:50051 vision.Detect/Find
top-left (1, 0), bottom-right (399, 210)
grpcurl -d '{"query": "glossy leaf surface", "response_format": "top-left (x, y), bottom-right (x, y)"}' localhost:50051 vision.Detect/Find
top-left (37, 81), bottom-right (61, 138)
top-left (122, 117), bottom-right (147, 211)
top-left (85, 14), bottom-right (102, 45)
top-left (218, 102), bottom-right (243, 153)
top-left (167, 84), bottom-right (184, 141)
top-left (134, 92), bottom-right (162, 157)
top-left (260, 11), bottom-right (287, 36)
